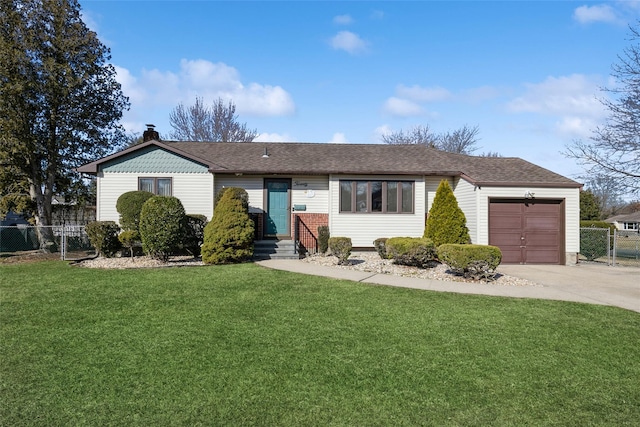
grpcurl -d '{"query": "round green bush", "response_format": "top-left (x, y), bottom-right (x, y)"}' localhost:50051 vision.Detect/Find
top-left (328, 237), bottom-right (352, 265)
top-left (139, 196), bottom-right (186, 261)
top-left (424, 180), bottom-right (470, 247)
top-left (386, 237), bottom-right (438, 268)
top-left (85, 221), bottom-right (121, 257)
top-left (202, 190), bottom-right (254, 264)
top-left (373, 237), bottom-right (391, 259)
top-left (116, 191), bottom-right (154, 232)
top-left (438, 244), bottom-right (502, 280)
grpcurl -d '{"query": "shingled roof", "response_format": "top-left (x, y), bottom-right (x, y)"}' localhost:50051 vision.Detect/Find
top-left (77, 140), bottom-right (581, 188)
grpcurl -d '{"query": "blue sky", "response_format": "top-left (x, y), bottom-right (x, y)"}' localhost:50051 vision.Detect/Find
top-left (80, 1), bottom-right (639, 181)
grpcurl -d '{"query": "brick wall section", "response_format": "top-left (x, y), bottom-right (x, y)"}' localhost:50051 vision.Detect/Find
top-left (291, 213), bottom-right (329, 239)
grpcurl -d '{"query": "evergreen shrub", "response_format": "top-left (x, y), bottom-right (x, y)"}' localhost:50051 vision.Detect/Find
top-left (386, 237), bottom-right (438, 268)
top-left (116, 191), bottom-right (154, 232)
top-left (202, 190), bottom-right (254, 264)
top-left (328, 237), bottom-right (352, 265)
top-left (85, 221), bottom-right (121, 257)
top-left (373, 237), bottom-right (390, 259)
top-left (139, 196), bottom-right (186, 261)
top-left (579, 221), bottom-right (615, 261)
top-left (424, 180), bottom-right (470, 247)
top-left (318, 226), bottom-right (330, 254)
top-left (438, 244), bottom-right (502, 281)
top-left (214, 187), bottom-right (249, 211)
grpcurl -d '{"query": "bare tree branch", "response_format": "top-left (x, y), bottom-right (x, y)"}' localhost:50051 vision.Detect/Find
top-left (565, 22), bottom-right (640, 197)
top-left (169, 97), bottom-right (258, 142)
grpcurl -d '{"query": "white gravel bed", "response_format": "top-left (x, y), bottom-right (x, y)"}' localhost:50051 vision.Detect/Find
top-left (77, 252), bottom-right (539, 287)
top-left (302, 252), bottom-right (541, 287)
top-left (77, 255), bottom-right (204, 269)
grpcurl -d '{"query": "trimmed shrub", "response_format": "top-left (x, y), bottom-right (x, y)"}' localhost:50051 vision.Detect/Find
top-left (580, 220), bottom-right (616, 233)
top-left (438, 244), bottom-right (502, 281)
top-left (139, 196), bottom-right (186, 261)
top-left (579, 221), bottom-right (615, 261)
top-left (116, 191), bottom-right (154, 232)
top-left (386, 237), bottom-right (438, 269)
top-left (424, 180), bottom-right (470, 247)
top-left (318, 225), bottom-right (330, 254)
top-left (214, 187), bottom-right (249, 211)
top-left (85, 221), bottom-right (121, 257)
top-left (328, 237), bottom-right (352, 265)
top-left (118, 230), bottom-right (139, 258)
top-left (202, 190), bottom-right (254, 264)
top-left (180, 214), bottom-right (208, 257)
top-left (373, 237), bottom-right (390, 259)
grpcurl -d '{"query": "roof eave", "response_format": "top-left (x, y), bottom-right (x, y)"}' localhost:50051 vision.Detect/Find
top-left (75, 140), bottom-right (223, 174)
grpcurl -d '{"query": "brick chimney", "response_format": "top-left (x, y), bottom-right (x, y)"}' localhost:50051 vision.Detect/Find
top-left (142, 124), bottom-right (160, 142)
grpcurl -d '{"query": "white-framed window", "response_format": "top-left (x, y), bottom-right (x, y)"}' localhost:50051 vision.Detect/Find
top-left (339, 180), bottom-right (414, 213)
top-left (139, 177), bottom-right (172, 196)
top-left (623, 222), bottom-right (639, 231)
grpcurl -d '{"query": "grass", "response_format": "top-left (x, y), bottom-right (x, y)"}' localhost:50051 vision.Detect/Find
top-left (1, 261), bottom-right (639, 426)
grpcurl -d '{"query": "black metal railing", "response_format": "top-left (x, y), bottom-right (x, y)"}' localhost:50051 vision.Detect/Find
top-left (293, 215), bottom-right (317, 256)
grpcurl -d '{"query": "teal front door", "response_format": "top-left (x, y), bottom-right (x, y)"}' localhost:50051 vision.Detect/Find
top-left (265, 179), bottom-right (290, 237)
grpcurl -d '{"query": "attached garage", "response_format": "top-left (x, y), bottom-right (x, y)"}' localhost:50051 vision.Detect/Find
top-left (489, 198), bottom-right (565, 264)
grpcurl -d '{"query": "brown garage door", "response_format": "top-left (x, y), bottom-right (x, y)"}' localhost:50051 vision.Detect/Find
top-left (489, 199), bottom-right (564, 264)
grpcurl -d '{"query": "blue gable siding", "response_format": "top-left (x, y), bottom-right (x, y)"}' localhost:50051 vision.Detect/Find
top-left (101, 147), bottom-right (209, 173)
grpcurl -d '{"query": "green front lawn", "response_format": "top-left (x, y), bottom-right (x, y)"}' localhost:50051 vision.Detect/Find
top-left (1, 261), bottom-right (639, 426)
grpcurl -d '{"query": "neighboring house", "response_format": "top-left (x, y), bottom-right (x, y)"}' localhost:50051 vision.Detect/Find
top-left (605, 211), bottom-right (640, 232)
top-left (0, 211), bottom-right (29, 227)
top-left (77, 139), bottom-right (582, 265)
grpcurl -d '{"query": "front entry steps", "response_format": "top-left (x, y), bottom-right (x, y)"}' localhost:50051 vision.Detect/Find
top-left (253, 240), bottom-right (299, 260)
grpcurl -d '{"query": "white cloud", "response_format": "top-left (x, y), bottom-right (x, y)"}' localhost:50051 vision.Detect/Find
top-left (330, 31), bottom-right (368, 54)
top-left (462, 85), bottom-right (503, 103)
top-left (507, 74), bottom-right (604, 117)
top-left (396, 84), bottom-right (452, 102)
top-left (383, 97), bottom-right (425, 117)
top-left (328, 132), bottom-right (349, 144)
top-left (114, 58), bottom-right (295, 123)
top-left (555, 116), bottom-right (598, 138)
top-left (573, 4), bottom-right (619, 24)
top-left (254, 132), bottom-right (295, 142)
top-left (333, 14), bottom-right (353, 25)
top-left (507, 74), bottom-right (608, 139)
top-left (374, 125), bottom-right (392, 142)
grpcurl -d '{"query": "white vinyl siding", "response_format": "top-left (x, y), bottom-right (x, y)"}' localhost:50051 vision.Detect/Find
top-left (214, 175), bottom-right (330, 214)
top-left (97, 172), bottom-right (214, 222)
top-left (291, 176), bottom-right (329, 213)
top-left (452, 178), bottom-right (478, 243)
top-left (476, 186), bottom-right (580, 255)
top-left (214, 175), bottom-right (264, 213)
top-left (329, 175), bottom-right (425, 247)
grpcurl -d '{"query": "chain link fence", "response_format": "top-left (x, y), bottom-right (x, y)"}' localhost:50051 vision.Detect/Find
top-left (0, 226), bottom-right (95, 261)
top-left (579, 227), bottom-right (640, 266)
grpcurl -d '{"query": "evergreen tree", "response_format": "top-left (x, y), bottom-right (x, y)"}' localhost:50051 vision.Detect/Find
top-left (580, 189), bottom-right (602, 220)
top-left (424, 180), bottom-right (470, 247)
top-left (0, 0), bottom-right (129, 230)
top-left (202, 189), bottom-right (254, 264)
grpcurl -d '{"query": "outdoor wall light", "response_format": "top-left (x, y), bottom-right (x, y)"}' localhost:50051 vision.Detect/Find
top-left (524, 191), bottom-right (535, 199)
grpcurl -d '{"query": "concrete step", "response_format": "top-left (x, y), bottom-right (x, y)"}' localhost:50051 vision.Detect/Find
top-left (253, 240), bottom-right (300, 260)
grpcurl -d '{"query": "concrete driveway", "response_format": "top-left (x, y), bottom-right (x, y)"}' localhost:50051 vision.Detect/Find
top-left (498, 263), bottom-right (640, 313)
top-left (258, 259), bottom-right (640, 313)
